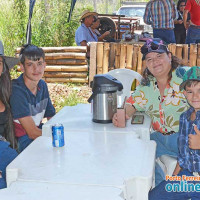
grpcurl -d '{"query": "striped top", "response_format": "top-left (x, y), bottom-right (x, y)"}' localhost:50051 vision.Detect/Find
top-left (10, 74), bottom-right (55, 137)
top-left (143, 0), bottom-right (178, 29)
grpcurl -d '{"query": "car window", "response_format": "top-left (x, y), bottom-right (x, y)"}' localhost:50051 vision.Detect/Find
top-left (118, 7), bottom-right (145, 17)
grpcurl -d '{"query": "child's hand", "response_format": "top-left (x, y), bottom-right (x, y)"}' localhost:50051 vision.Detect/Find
top-left (188, 125), bottom-right (200, 149)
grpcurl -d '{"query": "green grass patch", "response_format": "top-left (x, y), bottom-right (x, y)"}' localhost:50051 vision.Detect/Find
top-left (54, 89), bottom-right (87, 112)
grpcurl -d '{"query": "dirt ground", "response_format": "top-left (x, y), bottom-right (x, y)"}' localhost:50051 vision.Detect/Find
top-left (47, 83), bottom-right (92, 111)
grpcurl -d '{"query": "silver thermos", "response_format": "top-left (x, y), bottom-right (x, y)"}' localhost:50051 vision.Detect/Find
top-left (88, 74), bottom-right (123, 123)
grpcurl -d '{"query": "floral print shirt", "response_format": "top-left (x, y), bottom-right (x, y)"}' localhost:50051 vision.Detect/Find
top-left (126, 67), bottom-right (190, 135)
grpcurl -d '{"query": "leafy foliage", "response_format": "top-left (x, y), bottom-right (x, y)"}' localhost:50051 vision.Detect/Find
top-left (0, 0), bottom-right (91, 56)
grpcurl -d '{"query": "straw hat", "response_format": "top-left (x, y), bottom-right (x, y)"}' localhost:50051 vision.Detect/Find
top-left (0, 41), bottom-right (19, 69)
top-left (80, 10), bottom-right (98, 21)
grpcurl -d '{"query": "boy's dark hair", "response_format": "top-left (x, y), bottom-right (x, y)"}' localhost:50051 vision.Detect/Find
top-left (184, 80), bottom-right (200, 89)
top-left (19, 44), bottom-right (45, 65)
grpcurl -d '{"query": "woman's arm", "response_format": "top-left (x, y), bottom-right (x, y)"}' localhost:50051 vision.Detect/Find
top-left (98, 31), bottom-right (110, 41)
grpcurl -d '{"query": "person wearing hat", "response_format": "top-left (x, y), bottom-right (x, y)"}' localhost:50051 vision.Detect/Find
top-left (113, 38), bottom-right (191, 186)
top-left (0, 40), bottom-right (18, 189)
top-left (149, 66), bottom-right (200, 199)
top-left (75, 10), bottom-right (98, 47)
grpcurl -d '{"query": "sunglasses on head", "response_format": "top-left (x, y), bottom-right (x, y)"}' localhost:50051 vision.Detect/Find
top-left (141, 41), bottom-right (163, 55)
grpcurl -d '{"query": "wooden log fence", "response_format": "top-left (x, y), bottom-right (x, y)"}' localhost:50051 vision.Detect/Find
top-left (89, 42), bottom-right (200, 84)
top-left (16, 46), bottom-right (88, 83)
top-left (16, 43), bottom-right (200, 84)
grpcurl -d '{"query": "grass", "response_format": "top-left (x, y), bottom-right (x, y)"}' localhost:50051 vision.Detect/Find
top-left (49, 83), bottom-right (90, 112)
top-left (54, 90), bottom-right (85, 112)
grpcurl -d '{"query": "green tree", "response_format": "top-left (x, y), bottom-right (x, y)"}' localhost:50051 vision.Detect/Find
top-left (13, 0), bottom-right (26, 45)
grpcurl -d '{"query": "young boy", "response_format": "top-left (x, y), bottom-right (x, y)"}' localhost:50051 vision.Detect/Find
top-left (10, 44), bottom-right (55, 152)
top-left (149, 66), bottom-right (200, 200)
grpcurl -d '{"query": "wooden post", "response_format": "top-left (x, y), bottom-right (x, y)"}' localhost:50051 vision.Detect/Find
top-left (109, 43), bottom-right (116, 71)
top-left (189, 44), bottom-right (197, 67)
top-left (115, 43), bottom-right (121, 69)
top-left (102, 43), bottom-right (110, 74)
top-left (197, 44), bottom-right (200, 67)
top-left (89, 42), bottom-right (97, 86)
top-left (175, 44), bottom-right (183, 60)
top-left (120, 44), bottom-right (126, 68)
top-left (126, 44), bottom-right (133, 69)
top-left (137, 45), bottom-right (143, 75)
top-left (182, 44), bottom-right (189, 66)
top-left (142, 60), bottom-right (146, 74)
top-left (168, 43), bottom-right (176, 55)
top-left (132, 44), bottom-right (139, 71)
top-left (96, 42), bottom-right (104, 74)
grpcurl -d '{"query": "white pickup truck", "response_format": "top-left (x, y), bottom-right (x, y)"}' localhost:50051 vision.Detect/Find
top-left (116, 2), bottom-right (153, 33)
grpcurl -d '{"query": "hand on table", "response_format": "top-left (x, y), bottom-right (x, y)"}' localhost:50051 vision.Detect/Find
top-left (112, 112), bottom-right (129, 127)
top-left (189, 125), bottom-right (200, 149)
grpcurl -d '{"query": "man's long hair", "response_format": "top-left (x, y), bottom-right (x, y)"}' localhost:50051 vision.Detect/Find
top-left (0, 58), bottom-right (16, 148)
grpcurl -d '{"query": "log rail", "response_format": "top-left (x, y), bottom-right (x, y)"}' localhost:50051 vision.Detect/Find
top-left (16, 43), bottom-right (200, 84)
top-left (15, 46), bottom-right (88, 83)
top-left (89, 42), bottom-right (200, 85)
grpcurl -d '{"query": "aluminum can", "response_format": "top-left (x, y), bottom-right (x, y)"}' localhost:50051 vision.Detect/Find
top-left (52, 124), bottom-right (65, 147)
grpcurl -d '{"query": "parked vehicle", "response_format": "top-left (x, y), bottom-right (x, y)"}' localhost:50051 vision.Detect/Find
top-left (116, 3), bottom-right (153, 33)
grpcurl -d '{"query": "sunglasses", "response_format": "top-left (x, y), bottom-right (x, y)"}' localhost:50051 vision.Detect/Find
top-left (141, 41), bottom-right (163, 54)
top-left (180, 4), bottom-right (186, 7)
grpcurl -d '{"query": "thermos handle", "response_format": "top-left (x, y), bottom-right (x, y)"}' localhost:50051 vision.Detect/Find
top-left (88, 92), bottom-right (97, 103)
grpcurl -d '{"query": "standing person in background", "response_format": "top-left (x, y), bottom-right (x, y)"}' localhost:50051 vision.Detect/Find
top-left (143, 0), bottom-right (178, 44)
top-left (0, 41), bottom-right (18, 189)
top-left (183, 0), bottom-right (200, 44)
top-left (174, 0), bottom-right (189, 44)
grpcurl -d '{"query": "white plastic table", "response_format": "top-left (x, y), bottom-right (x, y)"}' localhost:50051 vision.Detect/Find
top-left (7, 133), bottom-right (156, 200)
top-left (42, 104), bottom-right (151, 140)
top-left (0, 181), bottom-right (123, 200)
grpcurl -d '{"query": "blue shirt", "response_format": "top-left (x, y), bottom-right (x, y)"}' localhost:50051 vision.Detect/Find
top-left (10, 74), bottom-right (55, 137)
top-left (178, 107), bottom-right (200, 172)
top-left (75, 23), bottom-right (98, 46)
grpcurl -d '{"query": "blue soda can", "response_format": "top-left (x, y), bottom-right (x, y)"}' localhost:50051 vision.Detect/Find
top-left (52, 124), bottom-right (65, 147)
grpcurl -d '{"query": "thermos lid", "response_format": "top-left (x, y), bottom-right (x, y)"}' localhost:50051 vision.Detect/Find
top-left (88, 74), bottom-right (123, 103)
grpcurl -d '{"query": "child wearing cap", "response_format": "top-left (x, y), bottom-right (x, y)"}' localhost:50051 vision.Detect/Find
top-left (10, 44), bottom-right (55, 152)
top-left (149, 66), bottom-right (200, 200)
